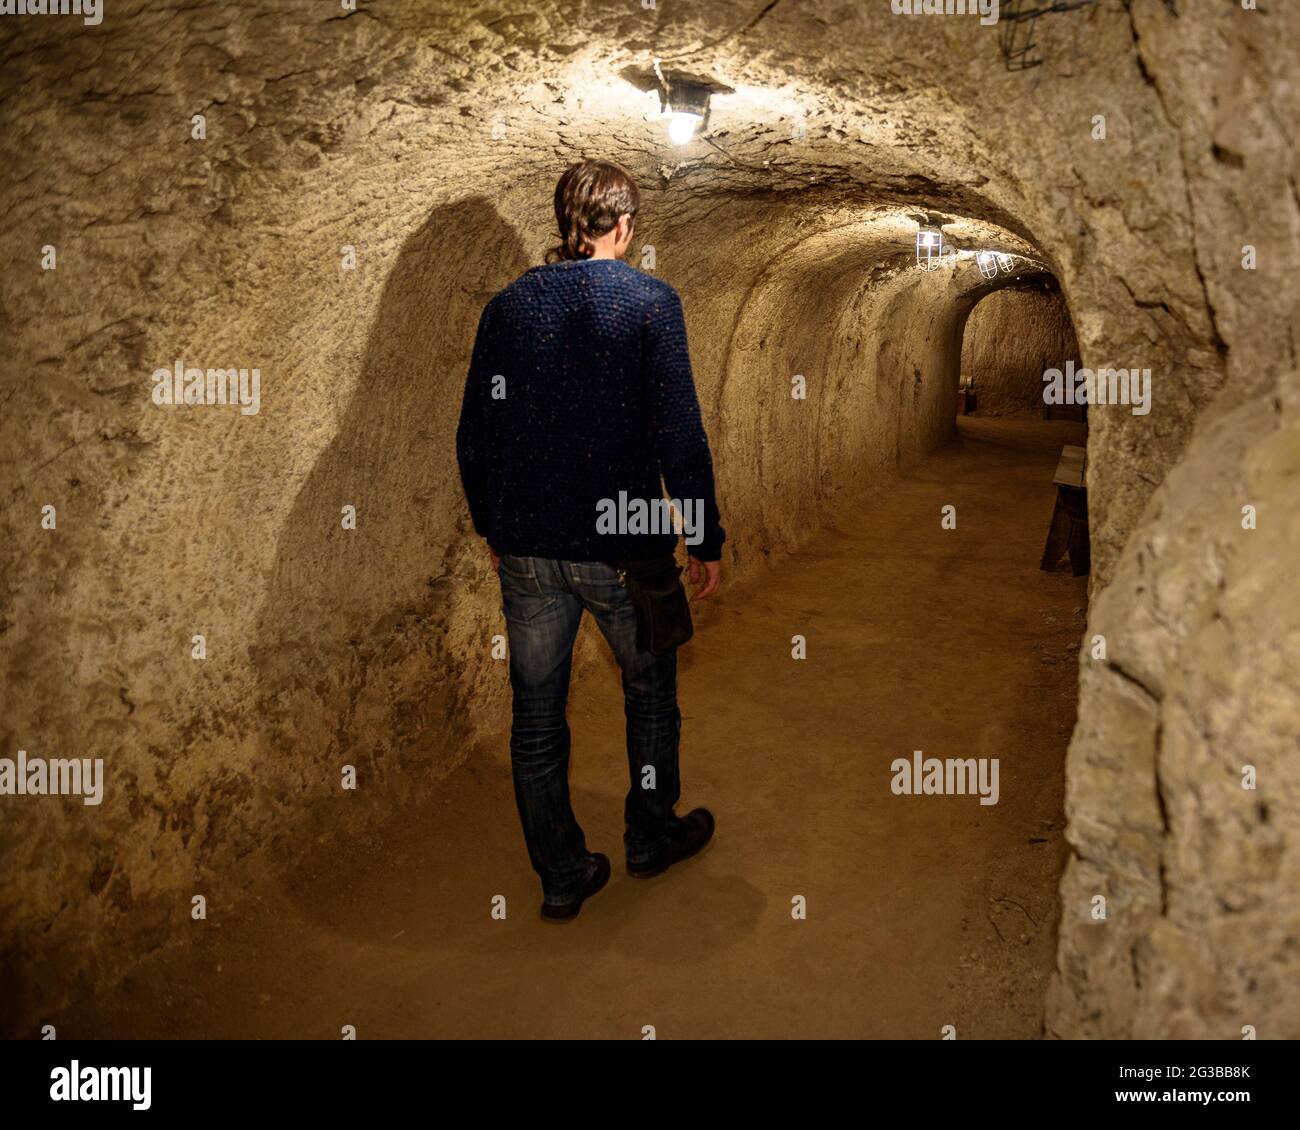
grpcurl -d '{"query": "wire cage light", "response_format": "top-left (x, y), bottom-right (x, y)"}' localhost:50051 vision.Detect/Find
top-left (660, 76), bottom-right (711, 145)
top-left (998, 0), bottom-right (1101, 73)
top-left (916, 225), bottom-right (947, 271)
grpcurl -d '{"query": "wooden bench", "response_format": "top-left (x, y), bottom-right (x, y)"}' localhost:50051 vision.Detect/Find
top-left (1040, 443), bottom-right (1089, 576)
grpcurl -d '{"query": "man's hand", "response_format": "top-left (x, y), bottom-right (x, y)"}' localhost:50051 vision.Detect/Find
top-left (488, 546), bottom-right (500, 571)
top-left (688, 556), bottom-right (722, 600)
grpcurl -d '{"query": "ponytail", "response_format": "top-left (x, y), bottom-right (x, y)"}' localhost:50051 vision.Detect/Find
top-left (546, 159), bottom-right (640, 262)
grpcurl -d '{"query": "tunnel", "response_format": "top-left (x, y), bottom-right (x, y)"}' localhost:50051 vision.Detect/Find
top-left (1, 0), bottom-right (1297, 1052)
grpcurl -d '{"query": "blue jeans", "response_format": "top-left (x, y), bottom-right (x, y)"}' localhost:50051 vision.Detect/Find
top-left (498, 555), bottom-right (683, 904)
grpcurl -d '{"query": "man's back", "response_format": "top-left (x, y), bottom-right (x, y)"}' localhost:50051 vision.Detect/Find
top-left (456, 157), bottom-right (721, 923)
top-left (456, 257), bottom-right (724, 563)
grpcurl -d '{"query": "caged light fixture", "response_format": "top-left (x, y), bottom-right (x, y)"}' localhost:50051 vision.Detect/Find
top-left (653, 62), bottom-right (712, 146)
top-left (915, 224), bottom-right (948, 271)
top-left (975, 250), bottom-right (1017, 278)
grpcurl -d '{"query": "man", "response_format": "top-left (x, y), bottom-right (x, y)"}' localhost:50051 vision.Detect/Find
top-left (456, 158), bottom-right (725, 922)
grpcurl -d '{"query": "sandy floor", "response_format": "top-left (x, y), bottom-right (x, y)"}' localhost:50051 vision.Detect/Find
top-left (55, 415), bottom-right (1088, 1039)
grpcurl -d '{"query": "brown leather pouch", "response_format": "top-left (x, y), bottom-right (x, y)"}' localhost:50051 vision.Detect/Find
top-left (617, 554), bottom-right (694, 655)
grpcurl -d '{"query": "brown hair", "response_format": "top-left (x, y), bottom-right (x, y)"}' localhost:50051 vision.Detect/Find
top-left (546, 159), bottom-right (640, 262)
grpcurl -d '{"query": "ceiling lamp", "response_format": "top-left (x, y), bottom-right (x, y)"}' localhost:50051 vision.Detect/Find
top-left (976, 251), bottom-right (998, 279)
top-left (916, 224), bottom-right (948, 271)
top-left (660, 76), bottom-right (711, 145)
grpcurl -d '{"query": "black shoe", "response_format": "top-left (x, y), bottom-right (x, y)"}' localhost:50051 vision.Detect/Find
top-left (540, 853), bottom-right (611, 923)
top-left (627, 808), bottom-right (715, 878)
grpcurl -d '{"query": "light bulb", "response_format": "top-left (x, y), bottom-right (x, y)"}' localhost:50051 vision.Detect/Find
top-left (667, 111), bottom-right (701, 145)
top-left (916, 226), bottom-right (945, 270)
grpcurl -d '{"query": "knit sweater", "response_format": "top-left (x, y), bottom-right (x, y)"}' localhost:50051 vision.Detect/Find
top-left (455, 257), bottom-right (726, 563)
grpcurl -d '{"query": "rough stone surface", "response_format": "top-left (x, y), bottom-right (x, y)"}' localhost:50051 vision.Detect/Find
top-left (1047, 377), bottom-right (1300, 1039)
top-left (0, 0), bottom-right (1296, 1035)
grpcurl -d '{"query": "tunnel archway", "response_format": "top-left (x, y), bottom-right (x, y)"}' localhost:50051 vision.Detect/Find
top-left (700, 200), bottom-right (1061, 574)
top-left (958, 277), bottom-right (1081, 422)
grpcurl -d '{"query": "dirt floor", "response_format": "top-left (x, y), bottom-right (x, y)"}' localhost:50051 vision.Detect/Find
top-left (53, 415), bottom-right (1088, 1039)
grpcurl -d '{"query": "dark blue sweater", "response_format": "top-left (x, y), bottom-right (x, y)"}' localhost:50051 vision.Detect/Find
top-left (456, 258), bottom-right (726, 563)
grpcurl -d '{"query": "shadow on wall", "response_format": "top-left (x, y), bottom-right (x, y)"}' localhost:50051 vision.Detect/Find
top-left (249, 196), bottom-right (527, 845)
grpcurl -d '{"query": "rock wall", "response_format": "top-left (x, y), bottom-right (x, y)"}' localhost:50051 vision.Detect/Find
top-left (1043, 4), bottom-right (1300, 1040)
top-left (0, 0), bottom-right (1296, 1036)
top-left (1047, 376), bottom-right (1300, 1039)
